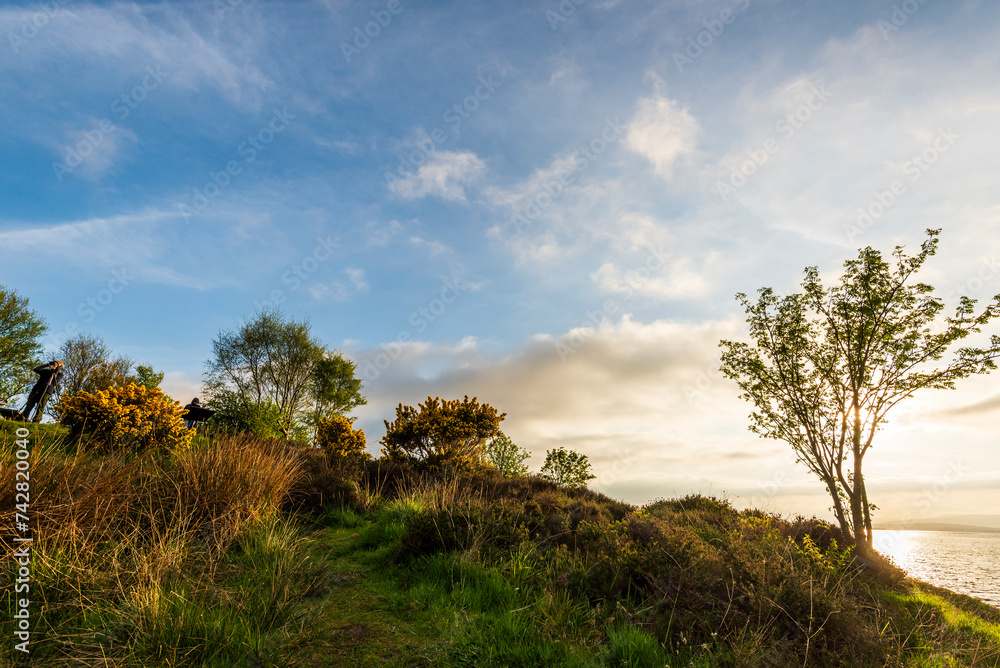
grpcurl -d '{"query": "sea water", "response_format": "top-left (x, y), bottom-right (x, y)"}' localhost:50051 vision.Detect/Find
top-left (871, 530), bottom-right (1000, 607)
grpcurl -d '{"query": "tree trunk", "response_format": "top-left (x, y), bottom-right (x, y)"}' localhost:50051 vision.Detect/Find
top-left (861, 477), bottom-right (873, 550)
top-left (851, 403), bottom-right (870, 555)
top-left (825, 474), bottom-right (852, 543)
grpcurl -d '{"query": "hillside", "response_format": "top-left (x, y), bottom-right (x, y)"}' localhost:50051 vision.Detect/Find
top-left (1, 425), bottom-right (999, 666)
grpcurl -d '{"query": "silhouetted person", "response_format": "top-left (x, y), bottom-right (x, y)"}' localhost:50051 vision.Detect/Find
top-left (184, 397), bottom-right (202, 429)
top-left (23, 360), bottom-right (63, 422)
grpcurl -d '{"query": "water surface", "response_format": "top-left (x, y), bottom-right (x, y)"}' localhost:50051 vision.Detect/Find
top-left (872, 530), bottom-right (1000, 607)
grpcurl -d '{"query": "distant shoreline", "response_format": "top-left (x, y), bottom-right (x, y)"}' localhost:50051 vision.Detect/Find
top-left (873, 523), bottom-right (1000, 533)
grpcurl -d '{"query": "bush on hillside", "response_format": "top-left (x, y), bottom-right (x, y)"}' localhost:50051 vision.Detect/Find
top-left (57, 382), bottom-right (192, 452)
top-left (316, 414), bottom-right (369, 463)
top-left (381, 396), bottom-right (505, 472)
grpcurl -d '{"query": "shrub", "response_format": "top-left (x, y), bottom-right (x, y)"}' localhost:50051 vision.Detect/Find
top-left (539, 447), bottom-right (595, 487)
top-left (205, 392), bottom-right (287, 439)
top-left (57, 382), bottom-right (192, 452)
top-left (316, 414), bottom-right (369, 462)
top-left (486, 431), bottom-right (531, 477)
top-left (380, 395), bottom-right (505, 472)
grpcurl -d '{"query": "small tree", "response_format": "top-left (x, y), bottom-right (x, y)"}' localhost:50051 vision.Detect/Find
top-left (0, 286), bottom-right (47, 403)
top-left (135, 364), bottom-right (165, 392)
top-left (204, 307), bottom-right (326, 438)
top-left (58, 382), bottom-right (192, 452)
top-left (317, 414), bottom-right (369, 463)
top-left (380, 395), bottom-right (505, 471)
top-left (720, 230), bottom-right (1000, 554)
top-left (539, 447), bottom-right (596, 487)
top-left (486, 432), bottom-right (531, 477)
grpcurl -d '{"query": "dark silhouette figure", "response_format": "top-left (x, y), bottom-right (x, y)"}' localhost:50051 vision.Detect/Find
top-left (23, 360), bottom-right (63, 422)
top-left (183, 397), bottom-right (214, 429)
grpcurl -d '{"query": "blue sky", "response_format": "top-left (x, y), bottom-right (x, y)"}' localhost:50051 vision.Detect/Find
top-left (3, 0), bottom-right (1000, 524)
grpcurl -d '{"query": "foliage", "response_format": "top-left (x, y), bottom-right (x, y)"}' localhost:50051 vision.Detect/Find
top-left (204, 307), bottom-right (330, 438)
top-left (538, 446), bottom-right (596, 487)
top-left (316, 414), bottom-right (370, 462)
top-left (486, 431), bottom-right (531, 477)
top-left (57, 381), bottom-right (193, 452)
top-left (380, 395), bottom-right (506, 472)
top-left (719, 230), bottom-right (1000, 552)
top-left (205, 390), bottom-right (288, 440)
top-left (312, 353), bottom-right (367, 417)
top-left (0, 285), bottom-right (47, 403)
top-left (57, 332), bottom-right (135, 401)
top-left (135, 364), bottom-right (165, 392)
top-left (300, 351), bottom-right (367, 442)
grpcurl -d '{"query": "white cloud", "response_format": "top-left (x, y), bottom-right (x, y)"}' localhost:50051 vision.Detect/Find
top-left (0, 4), bottom-right (271, 106)
top-left (410, 236), bottom-right (449, 255)
top-left (310, 267), bottom-right (369, 302)
top-left (366, 219), bottom-right (405, 247)
top-left (0, 210), bottom-right (212, 289)
top-left (53, 121), bottom-right (138, 182)
top-left (391, 150), bottom-right (486, 201)
top-left (591, 256), bottom-right (710, 300)
top-left (349, 314), bottom-right (1000, 518)
top-left (626, 95), bottom-right (700, 178)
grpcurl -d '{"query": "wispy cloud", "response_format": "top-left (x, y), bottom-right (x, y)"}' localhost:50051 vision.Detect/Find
top-left (391, 150), bottom-right (486, 201)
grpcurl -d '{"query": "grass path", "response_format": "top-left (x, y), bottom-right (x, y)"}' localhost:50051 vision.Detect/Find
top-left (292, 521), bottom-right (447, 667)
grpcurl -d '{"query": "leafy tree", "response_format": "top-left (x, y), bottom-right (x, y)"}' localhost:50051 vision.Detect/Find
top-left (719, 230), bottom-right (1000, 554)
top-left (381, 395), bottom-right (506, 471)
top-left (539, 447), bottom-right (596, 487)
top-left (312, 353), bottom-right (367, 416)
top-left (304, 352), bottom-right (367, 440)
top-left (0, 286), bottom-right (47, 403)
top-left (486, 431), bottom-right (531, 477)
top-left (204, 307), bottom-right (326, 439)
top-left (135, 364), bottom-right (165, 392)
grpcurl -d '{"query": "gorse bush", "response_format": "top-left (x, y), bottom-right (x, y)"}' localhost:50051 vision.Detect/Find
top-left (57, 382), bottom-right (192, 452)
top-left (316, 414), bottom-right (369, 462)
top-left (381, 395), bottom-right (505, 472)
